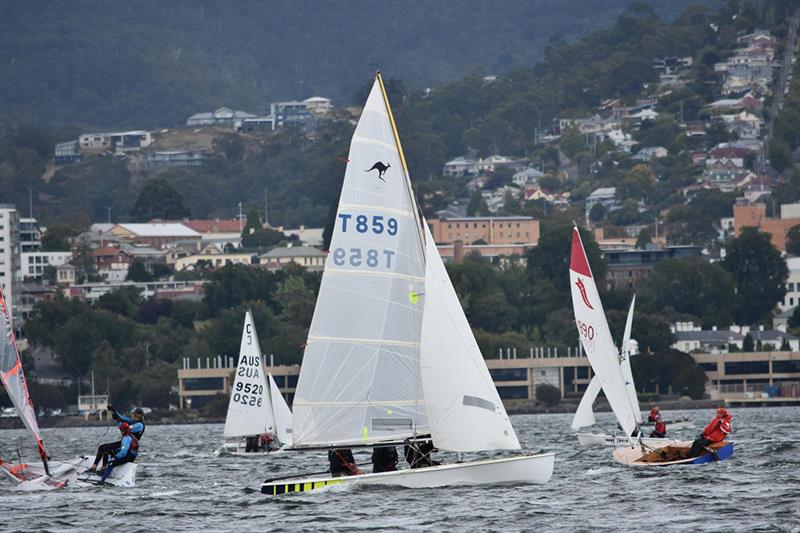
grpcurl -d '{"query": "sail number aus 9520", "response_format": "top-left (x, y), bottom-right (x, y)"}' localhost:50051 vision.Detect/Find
top-left (234, 381), bottom-right (263, 407)
top-left (338, 214), bottom-right (398, 235)
top-left (576, 320), bottom-right (595, 340)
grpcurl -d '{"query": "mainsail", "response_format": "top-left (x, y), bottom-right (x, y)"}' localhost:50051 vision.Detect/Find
top-left (291, 72), bottom-right (429, 447)
top-left (569, 228), bottom-right (638, 439)
top-left (571, 376), bottom-right (601, 431)
top-left (268, 373), bottom-right (293, 446)
top-left (420, 223), bottom-right (520, 451)
top-left (0, 288), bottom-right (48, 467)
top-left (620, 295), bottom-right (642, 424)
top-left (223, 311), bottom-right (274, 439)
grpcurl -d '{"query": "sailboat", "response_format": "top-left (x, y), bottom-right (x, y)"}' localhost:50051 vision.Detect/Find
top-left (0, 289), bottom-right (137, 488)
top-left (260, 72), bottom-right (554, 495)
top-left (569, 227), bottom-right (733, 466)
top-left (215, 311), bottom-right (293, 457)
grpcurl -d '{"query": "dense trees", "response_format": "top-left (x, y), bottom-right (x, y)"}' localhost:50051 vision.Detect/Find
top-left (130, 178), bottom-right (190, 222)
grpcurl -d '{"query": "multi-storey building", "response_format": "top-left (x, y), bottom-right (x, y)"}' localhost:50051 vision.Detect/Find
top-left (0, 204), bottom-right (21, 325)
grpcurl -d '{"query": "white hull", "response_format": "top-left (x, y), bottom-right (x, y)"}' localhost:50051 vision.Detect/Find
top-left (1, 455), bottom-right (137, 488)
top-left (576, 432), bottom-right (676, 448)
top-left (262, 453), bottom-right (555, 495)
top-left (214, 442), bottom-right (283, 457)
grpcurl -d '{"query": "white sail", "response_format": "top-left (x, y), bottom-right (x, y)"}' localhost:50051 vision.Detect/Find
top-left (292, 74), bottom-right (429, 447)
top-left (620, 295), bottom-right (642, 424)
top-left (420, 223), bottom-right (520, 451)
top-left (223, 311), bottom-right (274, 439)
top-left (571, 375), bottom-right (601, 430)
top-left (569, 228), bottom-right (638, 440)
top-left (268, 373), bottom-right (293, 446)
top-left (0, 288), bottom-right (47, 462)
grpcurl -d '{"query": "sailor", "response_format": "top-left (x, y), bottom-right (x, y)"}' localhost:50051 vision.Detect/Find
top-left (259, 433), bottom-right (277, 451)
top-left (100, 422), bottom-right (139, 483)
top-left (245, 436), bottom-right (260, 453)
top-left (686, 407), bottom-right (732, 458)
top-left (328, 448), bottom-right (363, 477)
top-left (87, 405), bottom-right (146, 472)
top-left (648, 407), bottom-right (667, 438)
top-left (404, 439), bottom-right (440, 469)
top-left (371, 446), bottom-right (399, 473)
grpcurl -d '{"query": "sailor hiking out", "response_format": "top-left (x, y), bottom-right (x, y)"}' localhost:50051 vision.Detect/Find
top-left (99, 422), bottom-right (139, 483)
top-left (87, 405), bottom-right (146, 472)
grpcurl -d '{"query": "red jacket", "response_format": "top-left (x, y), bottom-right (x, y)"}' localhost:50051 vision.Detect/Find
top-left (702, 415), bottom-right (732, 443)
top-left (654, 420), bottom-right (667, 434)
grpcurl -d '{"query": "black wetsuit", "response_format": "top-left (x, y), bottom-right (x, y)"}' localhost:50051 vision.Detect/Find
top-left (328, 449), bottom-right (358, 476)
top-left (371, 446), bottom-right (399, 473)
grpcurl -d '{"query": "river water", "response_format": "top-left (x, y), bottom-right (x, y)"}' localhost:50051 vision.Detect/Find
top-left (1, 407), bottom-right (798, 532)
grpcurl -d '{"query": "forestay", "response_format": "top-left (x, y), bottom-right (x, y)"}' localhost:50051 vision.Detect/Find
top-left (292, 73), bottom-right (429, 447)
top-left (569, 228), bottom-right (638, 439)
top-left (571, 375), bottom-right (601, 431)
top-left (420, 223), bottom-right (520, 451)
top-left (268, 373), bottom-right (293, 446)
top-left (620, 296), bottom-right (642, 424)
top-left (223, 311), bottom-right (274, 439)
top-left (0, 288), bottom-right (48, 463)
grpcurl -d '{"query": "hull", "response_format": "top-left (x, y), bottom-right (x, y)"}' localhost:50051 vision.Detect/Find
top-left (576, 432), bottom-right (675, 448)
top-left (261, 453), bottom-right (555, 495)
top-left (214, 442), bottom-right (283, 457)
top-left (2, 455), bottom-right (138, 488)
top-left (613, 441), bottom-right (734, 467)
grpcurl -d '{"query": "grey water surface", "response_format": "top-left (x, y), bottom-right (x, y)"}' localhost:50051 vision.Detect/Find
top-left (1, 407), bottom-right (798, 532)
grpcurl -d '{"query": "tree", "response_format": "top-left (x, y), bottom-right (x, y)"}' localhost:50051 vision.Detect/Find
top-left (535, 383), bottom-right (561, 405)
top-left (635, 228), bottom-right (652, 249)
top-left (589, 202), bottom-right (606, 223)
top-left (126, 259), bottom-right (153, 282)
top-left (41, 223), bottom-right (76, 251)
top-left (130, 177), bottom-right (190, 221)
top-left (467, 190), bottom-right (488, 216)
top-left (618, 164), bottom-right (657, 201)
top-left (241, 208), bottom-right (285, 249)
top-left (632, 350), bottom-right (706, 399)
top-left (742, 332), bottom-right (754, 352)
top-left (787, 225), bottom-right (800, 256)
top-left (722, 228), bottom-right (788, 324)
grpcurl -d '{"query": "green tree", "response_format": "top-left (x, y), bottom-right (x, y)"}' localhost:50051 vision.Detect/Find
top-left (742, 332), bottom-right (754, 352)
top-left (589, 202), bottom-right (606, 223)
top-left (130, 177), bottom-right (190, 221)
top-left (786, 224), bottom-right (800, 256)
top-left (632, 350), bottom-right (706, 399)
top-left (276, 275), bottom-right (317, 327)
top-left (467, 190), bottom-right (488, 216)
top-left (618, 164), bottom-right (657, 201)
top-left (722, 228), bottom-right (788, 324)
top-left (635, 228), bottom-right (652, 249)
top-left (535, 383), bottom-right (561, 405)
top-left (241, 208), bottom-right (285, 249)
top-left (41, 223), bottom-right (76, 251)
top-left (126, 259), bottom-right (153, 282)
top-left (96, 287), bottom-right (141, 319)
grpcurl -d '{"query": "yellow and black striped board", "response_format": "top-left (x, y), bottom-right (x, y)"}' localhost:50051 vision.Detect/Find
top-left (262, 478), bottom-right (344, 495)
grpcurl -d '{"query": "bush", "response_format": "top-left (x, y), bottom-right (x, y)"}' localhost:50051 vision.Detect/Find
top-left (535, 383), bottom-right (561, 406)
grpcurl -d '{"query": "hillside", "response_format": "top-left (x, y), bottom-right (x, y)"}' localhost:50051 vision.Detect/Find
top-left (0, 0), bottom-right (713, 129)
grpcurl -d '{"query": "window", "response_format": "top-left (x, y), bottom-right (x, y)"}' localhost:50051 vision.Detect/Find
top-left (287, 375), bottom-right (299, 388)
top-left (724, 361), bottom-right (769, 374)
top-left (182, 377), bottom-right (224, 391)
top-left (698, 362), bottom-right (718, 372)
top-left (496, 386), bottom-right (529, 399)
top-left (576, 367), bottom-right (589, 379)
top-left (773, 360), bottom-right (800, 373)
top-left (489, 368), bottom-right (527, 381)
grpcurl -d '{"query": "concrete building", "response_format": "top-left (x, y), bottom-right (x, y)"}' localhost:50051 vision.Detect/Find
top-left (733, 202), bottom-right (800, 251)
top-left (259, 246), bottom-right (325, 271)
top-left (585, 187), bottom-right (621, 220)
top-left (781, 257), bottom-right (800, 312)
top-left (179, 219), bottom-right (243, 249)
top-left (54, 141), bottom-right (82, 165)
top-left (270, 102), bottom-right (314, 130)
top-left (78, 131), bottom-right (153, 154)
top-left (428, 216), bottom-right (540, 246)
top-left (442, 157), bottom-right (479, 178)
top-left (672, 322), bottom-right (799, 353)
top-left (20, 251), bottom-right (72, 280)
top-left (0, 205), bottom-right (21, 325)
top-left (302, 96), bottom-right (333, 115)
top-left (141, 150), bottom-right (209, 169)
top-left (109, 223), bottom-right (201, 250)
top-left (186, 107), bottom-right (256, 126)
top-left (603, 245), bottom-right (702, 290)
top-left (173, 244), bottom-right (254, 271)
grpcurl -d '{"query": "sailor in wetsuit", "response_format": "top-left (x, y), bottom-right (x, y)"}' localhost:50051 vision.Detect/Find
top-left (100, 422), bottom-right (139, 483)
top-left (87, 406), bottom-right (146, 472)
top-left (371, 446), bottom-right (399, 473)
top-left (404, 439), bottom-right (440, 469)
top-left (328, 449), bottom-right (363, 477)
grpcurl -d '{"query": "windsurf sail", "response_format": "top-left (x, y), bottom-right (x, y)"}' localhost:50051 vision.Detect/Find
top-left (0, 288), bottom-right (49, 475)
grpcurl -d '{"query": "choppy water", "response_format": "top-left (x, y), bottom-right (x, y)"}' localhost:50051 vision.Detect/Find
top-left (1, 407), bottom-right (799, 532)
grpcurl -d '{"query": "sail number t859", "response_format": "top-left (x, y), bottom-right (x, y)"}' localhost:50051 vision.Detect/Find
top-left (333, 213), bottom-right (398, 269)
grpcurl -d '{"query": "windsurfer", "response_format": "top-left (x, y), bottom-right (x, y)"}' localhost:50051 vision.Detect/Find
top-left (685, 407), bottom-right (732, 458)
top-left (328, 449), bottom-right (363, 476)
top-left (99, 422), bottom-right (139, 483)
top-left (371, 446), bottom-right (399, 473)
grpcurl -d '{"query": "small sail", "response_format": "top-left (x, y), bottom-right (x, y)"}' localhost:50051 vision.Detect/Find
top-left (420, 223), bottom-right (520, 451)
top-left (620, 295), bottom-right (642, 424)
top-left (0, 288), bottom-right (47, 463)
top-left (569, 228), bottom-right (638, 439)
top-left (292, 73), bottom-right (429, 447)
top-left (268, 373), bottom-right (293, 446)
top-left (571, 375), bottom-right (601, 431)
top-left (223, 311), bottom-right (274, 439)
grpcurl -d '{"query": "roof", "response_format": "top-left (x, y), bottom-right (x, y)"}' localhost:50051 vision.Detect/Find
top-left (114, 223), bottom-right (201, 238)
top-left (303, 96), bottom-right (331, 103)
top-left (91, 246), bottom-right (127, 256)
top-left (675, 330), bottom-right (743, 342)
top-left (181, 219), bottom-right (243, 233)
top-left (260, 246), bottom-right (324, 258)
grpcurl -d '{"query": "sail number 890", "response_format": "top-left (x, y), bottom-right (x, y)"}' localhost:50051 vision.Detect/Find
top-left (576, 320), bottom-right (595, 340)
top-left (338, 214), bottom-right (398, 235)
top-left (332, 248), bottom-right (395, 269)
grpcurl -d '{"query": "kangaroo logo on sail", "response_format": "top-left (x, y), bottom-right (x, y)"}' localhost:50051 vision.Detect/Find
top-left (365, 161), bottom-right (390, 182)
top-left (575, 278), bottom-right (594, 310)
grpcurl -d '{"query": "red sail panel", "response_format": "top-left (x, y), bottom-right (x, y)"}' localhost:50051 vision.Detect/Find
top-left (569, 227), bottom-right (593, 278)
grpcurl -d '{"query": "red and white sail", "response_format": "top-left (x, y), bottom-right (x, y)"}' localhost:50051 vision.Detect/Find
top-left (569, 228), bottom-right (638, 439)
top-left (0, 288), bottom-right (48, 465)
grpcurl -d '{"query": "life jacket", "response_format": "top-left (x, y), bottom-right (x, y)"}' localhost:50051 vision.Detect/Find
top-left (129, 434), bottom-right (139, 451)
top-left (648, 409), bottom-right (660, 422)
top-left (654, 420), bottom-right (667, 434)
top-left (703, 415), bottom-right (732, 443)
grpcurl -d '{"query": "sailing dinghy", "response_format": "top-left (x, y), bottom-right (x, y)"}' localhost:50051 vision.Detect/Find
top-left (569, 228), bottom-right (732, 466)
top-left (261, 72), bottom-right (554, 495)
top-left (215, 311), bottom-right (292, 457)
